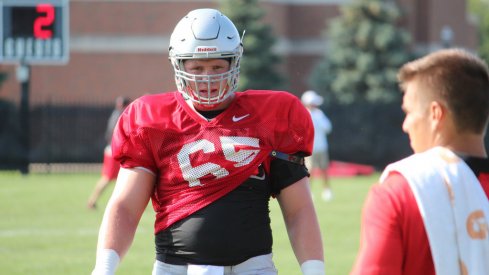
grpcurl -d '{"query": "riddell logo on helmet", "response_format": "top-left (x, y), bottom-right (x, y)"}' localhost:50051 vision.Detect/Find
top-left (196, 47), bottom-right (218, 52)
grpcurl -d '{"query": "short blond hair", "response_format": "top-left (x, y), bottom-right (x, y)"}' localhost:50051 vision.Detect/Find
top-left (398, 48), bottom-right (489, 134)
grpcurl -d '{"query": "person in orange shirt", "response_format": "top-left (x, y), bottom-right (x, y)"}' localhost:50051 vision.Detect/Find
top-left (351, 48), bottom-right (489, 275)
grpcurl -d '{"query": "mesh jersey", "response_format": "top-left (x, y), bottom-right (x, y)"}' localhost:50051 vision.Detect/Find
top-left (112, 90), bottom-right (314, 233)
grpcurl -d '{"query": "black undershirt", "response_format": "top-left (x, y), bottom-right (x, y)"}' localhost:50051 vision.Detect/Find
top-left (155, 109), bottom-right (310, 265)
top-left (464, 156), bottom-right (489, 191)
top-left (464, 156), bottom-right (489, 175)
top-left (197, 109), bottom-right (223, 119)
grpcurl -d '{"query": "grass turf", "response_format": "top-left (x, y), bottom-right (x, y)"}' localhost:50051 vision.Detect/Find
top-left (0, 171), bottom-right (377, 274)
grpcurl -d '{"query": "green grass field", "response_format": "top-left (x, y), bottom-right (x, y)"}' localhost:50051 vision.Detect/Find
top-left (0, 171), bottom-right (378, 275)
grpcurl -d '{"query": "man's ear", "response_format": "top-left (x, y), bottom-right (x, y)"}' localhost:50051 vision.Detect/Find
top-left (430, 101), bottom-right (445, 130)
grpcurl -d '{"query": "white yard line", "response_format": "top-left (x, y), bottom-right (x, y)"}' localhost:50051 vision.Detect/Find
top-left (0, 227), bottom-right (148, 237)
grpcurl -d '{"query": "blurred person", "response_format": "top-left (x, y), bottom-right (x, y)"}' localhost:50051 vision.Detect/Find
top-left (87, 96), bottom-right (131, 210)
top-left (91, 8), bottom-right (324, 275)
top-left (301, 90), bottom-right (333, 201)
top-left (351, 48), bottom-right (489, 275)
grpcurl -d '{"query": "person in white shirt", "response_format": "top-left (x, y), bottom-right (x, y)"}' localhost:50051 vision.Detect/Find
top-left (301, 90), bottom-right (333, 201)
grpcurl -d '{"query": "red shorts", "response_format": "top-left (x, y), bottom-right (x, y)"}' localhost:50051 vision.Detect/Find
top-left (102, 150), bottom-right (120, 180)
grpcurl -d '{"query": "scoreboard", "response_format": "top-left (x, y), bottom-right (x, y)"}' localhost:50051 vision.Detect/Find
top-left (0, 0), bottom-right (69, 64)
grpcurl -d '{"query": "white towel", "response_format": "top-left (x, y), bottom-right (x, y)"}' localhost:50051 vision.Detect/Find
top-left (381, 147), bottom-right (489, 275)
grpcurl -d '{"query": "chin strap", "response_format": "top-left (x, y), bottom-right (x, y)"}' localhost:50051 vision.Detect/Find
top-left (270, 150), bottom-right (305, 165)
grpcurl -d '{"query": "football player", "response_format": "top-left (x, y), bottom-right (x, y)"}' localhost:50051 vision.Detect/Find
top-left (92, 8), bottom-right (324, 275)
top-left (351, 49), bottom-right (489, 274)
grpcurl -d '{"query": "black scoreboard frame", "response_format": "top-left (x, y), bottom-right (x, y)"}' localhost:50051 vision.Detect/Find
top-left (0, 0), bottom-right (69, 65)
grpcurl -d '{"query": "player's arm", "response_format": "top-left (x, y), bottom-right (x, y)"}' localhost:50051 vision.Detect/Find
top-left (274, 94), bottom-right (324, 273)
top-left (277, 176), bottom-right (325, 274)
top-left (350, 173), bottom-right (405, 275)
top-left (92, 167), bottom-right (155, 275)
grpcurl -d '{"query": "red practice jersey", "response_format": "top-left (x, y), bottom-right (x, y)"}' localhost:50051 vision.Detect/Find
top-left (112, 90), bottom-right (314, 233)
top-left (351, 157), bottom-right (489, 275)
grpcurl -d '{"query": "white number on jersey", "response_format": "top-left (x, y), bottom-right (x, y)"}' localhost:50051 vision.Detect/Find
top-left (177, 136), bottom-right (260, 187)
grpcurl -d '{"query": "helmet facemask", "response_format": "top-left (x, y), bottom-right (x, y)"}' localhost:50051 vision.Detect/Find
top-left (170, 52), bottom-right (242, 108)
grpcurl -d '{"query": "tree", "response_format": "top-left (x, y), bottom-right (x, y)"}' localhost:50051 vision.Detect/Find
top-left (310, 0), bottom-right (412, 105)
top-left (219, 0), bottom-right (286, 91)
top-left (468, 0), bottom-right (489, 64)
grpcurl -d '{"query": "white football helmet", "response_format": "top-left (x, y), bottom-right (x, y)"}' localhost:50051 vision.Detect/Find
top-left (169, 9), bottom-right (243, 107)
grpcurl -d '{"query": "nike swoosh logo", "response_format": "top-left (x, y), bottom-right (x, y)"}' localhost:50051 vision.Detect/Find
top-left (250, 173), bottom-right (266, 180)
top-left (250, 165), bottom-right (266, 180)
top-left (232, 114), bottom-right (250, 122)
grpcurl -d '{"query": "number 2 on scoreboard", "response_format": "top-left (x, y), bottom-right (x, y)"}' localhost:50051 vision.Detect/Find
top-left (34, 4), bottom-right (55, 39)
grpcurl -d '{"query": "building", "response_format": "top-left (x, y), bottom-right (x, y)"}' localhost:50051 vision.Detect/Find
top-left (0, 0), bottom-right (480, 169)
top-left (0, 0), bottom-right (478, 106)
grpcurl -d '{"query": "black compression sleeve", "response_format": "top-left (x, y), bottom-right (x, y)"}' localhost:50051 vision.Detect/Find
top-left (269, 155), bottom-right (310, 195)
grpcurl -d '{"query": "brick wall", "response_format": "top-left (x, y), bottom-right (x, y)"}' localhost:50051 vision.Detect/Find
top-left (0, 0), bottom-right (478, 106)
